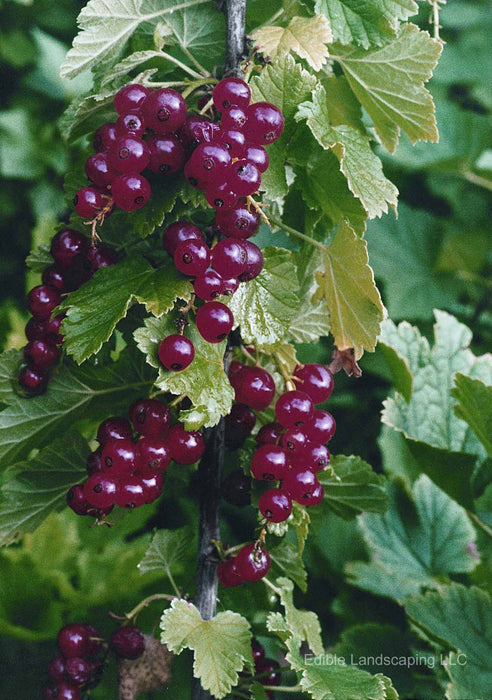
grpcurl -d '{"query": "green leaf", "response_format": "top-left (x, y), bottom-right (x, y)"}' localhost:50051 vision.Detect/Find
top-left (270, 577), bottom-right (323, 654)
top-left (318, 455), bottom-right (388, 520)
top-left (381, 311), bottom-right (492, 507)
top-left (287, 248), bottom-right (331, 343)
top-left (333, 24), bottom-right (442, 152)
top-left (25, 245), bottom-right (53, 273)
top-left (228, 247), bottom-right (299, 347)
top-left (284, 633), bottom-right (394, 700)
top-left (134, 315), bottom-right (233, 429)
top-left (406, 584), bottom-right (492, 700)
top-left (452, 374), bottom-right (492, 459)
top-left (251, 15), bottom-right (332, 71)
top-left (314, 0), bottom-right (418, 48)
top-left (0, 347), bottom-right (155, 468)
top-left (297, 85), bottom-right (398, 219)
top-left (160, 599), bottom-right (252, 699)
top-left (59, 87), bottom-right (115, 142)
top-left (346, 476), bottom-right (477, 601)
top-left (138, 526), bottom-right (195, 577)
top-left (365, 204), bottom-right (461, 320)
top-left (313, 219), bottom-right (384, 360)
top-left (60, 256), bottom-right (192, 364)
top-left (0, 350), bottom-right (22, 405)
top-left (0, 432), bottom-right (88, 546)
top-left (269, 540), bottom-right (307, 593)
top-left (60, 0), bottom-right (214, 79)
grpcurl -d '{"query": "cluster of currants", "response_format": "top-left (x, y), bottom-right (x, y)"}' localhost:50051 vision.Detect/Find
top-left (250, 637), bottom-right (280, 698)
top-left (41, 623), bottom-right (104, 699)
top-left (41, 623), bottom-right (146, 699)
top-left (157, 219), bottom-right (263, 371)
top-left (74, 76), bottom-right (283, 218)
top-left (66, 398), bottom-right (205, 519)
top-left (20, 229), bottom-right (117, 395)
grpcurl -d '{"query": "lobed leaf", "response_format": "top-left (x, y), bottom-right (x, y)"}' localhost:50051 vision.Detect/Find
top-left (252, 15), bottom-right (332, 71)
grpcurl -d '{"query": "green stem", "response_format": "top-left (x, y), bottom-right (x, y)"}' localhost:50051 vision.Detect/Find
top-left (181, 77), bottom-right (218, 100)
top-left (125, 593), bottom-right (175, 621)
top-left (268, 214), bottom-right (327, 252)
top-left (159, 50), bottom-right (203, 78)
top-left (263, 685), bottom-right (303, 693)
top-left (463, 170), bottom-right (492, 192)
top-left (468, 511), bottom-right (492, 540)
top-left (263, 576), bottom-right (282, 596)
top-left (179, 44), bottom-right (210, 77)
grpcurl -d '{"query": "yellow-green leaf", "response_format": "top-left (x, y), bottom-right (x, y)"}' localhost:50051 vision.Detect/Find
top-left (252, 15), bottom-right (332, 71)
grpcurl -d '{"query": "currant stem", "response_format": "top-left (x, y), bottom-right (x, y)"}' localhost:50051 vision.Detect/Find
top-left (268, 214), bottom-right (327, 251)
top-left (124, 593), bottom-right (175, 622)
top-left (158, 50), bottom-right (204, 79)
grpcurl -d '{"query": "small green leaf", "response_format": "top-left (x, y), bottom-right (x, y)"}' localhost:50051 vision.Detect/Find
top-left (60, 256), bottom-right (192, 364)
top-left (269, 540), bottom-right (307, 593)
top-left (333, 24), bottom-right (442, 152)
top-left (0, 350), bottom-right (22, 405)
top-left (134, 315), bottom-right (233, 429)
top-left (318, 454), bottom-right (388, 520)
top-left (346, 476), bottom-right (477, 601)
top-left (25, 245), bottom-right (52, 273)
top-left (59, 87), bottom-right (115, 142)
top-left (138, 526), bottom-right (195, 578)
top-left (452, 374), bottom-right (492, 459)
top-left (0, 432), bottom-right (88, 546)
top-left (252, 15), bottom-right (332, 71)
top-left (160, 599), bottom-right (252, 699)
top-left (288, 248), bottom-right (330, 343)
top-left (271, 577), bottom-right (323, 655)
top-left (228, 247), bottom-right (299, 347)
top-left (406, 584), bottom-right (492, 700)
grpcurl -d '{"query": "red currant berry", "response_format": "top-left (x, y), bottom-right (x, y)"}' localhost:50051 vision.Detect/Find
top-left (215, 201), bottom-right (260, 239)
top-left (168, 423), bottom-right (205, 464)
top-left (238, 241), bottom-right (263, 281)
top-left (85, 152), bottom-right (119, 187)
top-left (42, 265), bottom-right (66, 291)
top-left (66, 484), bottom-right (91, 516)
top-left (213, 128), bottom-right (246, 156)
top-left (221, 276), bottom-right (239, 296)
top-left (147, 134), bottom-right (186, 174)
top-left (46, 314), bottom-right (65, 344)
top-left (188, 143), bottom-right (232, 183)
top-left (221, 469), bottom-right (251, 507)
top-left (141, 473), bottom-right (164, 503)
top-left (221, 105), bottom-right (247, 130)
top-left (114, 84), bottom-right (149, 115)
top-left (83, 624), bottom-right (102, 658)
top-left (108, 136), bottom-right (150, 173)
top-left (137, 437), bottom-right (172, 473)
top-left (27, 285), bottom-right (61, 320)
top-left (245, 102), bottom-right (284, 144)
top-left (275, 390), bottom-right (314, 428)
top-left (293, 363), bottom-right (334, 404)
top-left (110, 626), bottom-right (145, 659)
top-left (85, 244), bottom-right (119, 273)
top-left (217, 556), bottom-right (243, 587)
top-left (305, 409), bottom-right (336, 443)
top-left (280, 427), bottom-right (309, 460)
top-left (101, 439), bottom-right (137, 476)
top-left (19, 366), bottom-right (47, 394)
top-left (211, 239), bottom-right (247, 277)
top-left (177, 114), bottom-right (219, 151)
top-left (158, 334), bottom-right (195, 371)
top-left (282, 469), bottom-right (319, 504)
top-left (303, 482), bottom-right (324, 506)
top-left (302, 443), bottom-right (330, 472)
top-left (23, 339), bottom-right (59, 370)
top-left (65, 657), bottom-right (91, 686)
top-left (194, 268), bottom-right (224, 301)
top-left (58, 624), bottom-right (90, 658)
top-left (227, 159), bottom-right (261, 197)
top-left (162, 221), bottom-right (204, 255)
top-left (83, 473), bottom-right (119, 509)
top-left (112, 173), bottom-right (151, 211)
top-left (174, 238), bottom-right (210, 276)
top-left (235, 543), bottom-right (270, 583)
top-left (205, 181), bottom-right (239, 210)
top-left (48, 656), bottom-right (67, 683)
top-left (259, 488), bottom-right (292, 522)
top-left (256, 422), bottom-right (284, 446)
top-left (228, 360), bottom-right (246, 387)
top-left (116, 111), bottom-right (146, 137)
top-left (234, 366), bottom-right (275, 411)
top-left (184, 159), bottom-right (207, 189)
top-left (142, 88), bottom-right (186, 134)
top-left (256, 658), bottom-right (281, 686)
top-left (213, 77), bottom-right (251, 110)
top-left (97, 417), bottom-right (133, 446)
top-left (130, 398), bottom-right (171, 437)
top-left (93, 122), bottom-right (118, 152)
top-left (73, 186), bottom-right (106, 218)
top-left (196, 301), bottom-right (234, 343)
top-left (25, 317), bottom-right (48, 342)
top-left (251, 638), bottom-right (265, 665)
top-left (224, 403), bottom-right (256, 449)
top-left (243, 144), bottom-right (269, 173)
top-left (50, 229), bottom-right (88, 270)
top-left (116, 477), bottom-right (147, 508)
top-left (251, 445), bottom-right (288, 481)
top-left (86, 451), bottom-right (103, 476)
top-left (53, 682), bottom-right (81, 700)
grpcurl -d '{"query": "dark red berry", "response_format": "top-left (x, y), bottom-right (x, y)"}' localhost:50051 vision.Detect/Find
top-left (85, 152), bottom-right (119, 187)
top-left (251, 445), bottom-right (288, 481)
top-left (110, 626), bottom-right (145, 659)
top-left (194, 268), bottom-right (224, 301)
top-left (158, 334), bottom-right (195, 371)
top-left (116, 111), bottom-right (146, 136)
top-left (257, 658), bottom-right (281, 686)
top-left (112, 173), bottom-right (151, 211)
top-left (93, 122), bottom-right (118, 152)
top-left (234, 366), bottom-right (275, 410)
top-left (256, 422), bottom-right (284, 446)
top-left (227, 159), bottom-right (261, 197)
top-left (245, 102), bottom-right (284, 144)
top-left (221, 469), bottom-right (251, 506)
top-left (85, 245), bottom-right (119, 273)
top-left (141, 473), bottom-right (164, 503)
top-left (305, 409), bottom-right (336, 443)
top-left (74, 186), bottom-right (106, 218)
top-left (221, 276), bottom-right (239, 296)
top-left (205, 181), bottom-right (239, 210)
top-left (27, 285), bottom-right (61, 320)
top-left (83, 474), bottom-right (119, 509)
top-left (168, 423), bottom-right (205, 464)
top-left (19, 366), bottom-right (47, 393)
top-left (221, 105), bottom-right (247, 130)
top-left (66, 484), bottom-right (91, 516)
top-left (174, 238), bottom-right (210, 276)
top-left (243, 144), bottom-right (269, 173)
top-left (130, 398), bottom-right (171, 437)
top-left (177, 114), bottom-right (219, 151)
top-left (184, 159), bottom-right (207, 189)
top-left (137, 436), bottom-right (172, 473)
top-left (50, 230), bottom-right (88, 270)
top-left (214, 128), bottom-right (246, 157)
top-left (48, 656), bottom-right (67, 683)
top-left (211, 239), bottom-right (247, 278)
top-left (217, 556), bottom-right (243, 587)
top-left (25, 317), bottom-right (48, 342)
top-left (225, 403), bottom-right (256, 449)
top-left (213, 77), bottom-right (251, 110)
top-left (97, 417), bottom-right (133, 446)
top-left (238, 241), bottom-right (263, 281)
top-left (282, 469), bottom-right (319, 504)
top-left (303, 482), bottom-right (324, 506)
top-left (57, 624), bottom-right (90, 658)
top-left (235, 543), bottom-right (270, 583)
top-left (65, 657), bottom-right (91, 686)
top-left (280, 427), bottom-right (309, 459)
top-left (215, 201), bottom-right (260, 239)
top-left (301, 443), bottom-right (330, 472)
top-left (114, 84), bottom-right (149, 115)
top-left (188, 143), bottom-right (232, 183)
top-left (42, 265), bottom-right (66, 291)
top-left (23, 339), bottom-right (59, 370)
top-left (101, 439), bottom-right (138, 476)
top-left (259, 488), bottom-right (292, 522)
top-left (196, 301), bottom-right (234, 343)
top-left (142, 88), bottom-right (186, 134)
top-left (46, 315), bottom-right (65, 344)
top-left (275, 390), bottom-right (314, 428)
top-left (147, 134), bottom-right (186, 174)
top-left (86, 451), bottom-right (103, 476)
top-left (163, 221), bottom-right (204, 255)
top-left (108, 136), bottom-right (150, 173)
top-left (228, 360), bottom-right (246, 387)
top-left (293, 363), bottom-right (334, 404)
top-left (116, 477), bottom-right (147, 508)
top-left (251, 638), bottom-right (265, 665)
top-left (52, 682), bottom-right (81, 700)
top-left (83, 625), bottom-right (102, 658)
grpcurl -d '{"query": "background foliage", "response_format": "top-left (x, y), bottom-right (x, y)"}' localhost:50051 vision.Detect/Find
top-left (0, 0), bottom-right (491, 697)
